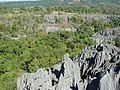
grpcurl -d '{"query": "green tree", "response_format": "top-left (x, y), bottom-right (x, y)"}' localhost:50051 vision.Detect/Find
top-left (115, 36), bottom-right (120, 47)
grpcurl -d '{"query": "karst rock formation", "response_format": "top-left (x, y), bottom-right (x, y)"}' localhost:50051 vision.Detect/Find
top-left (17, 44), bottom-right (120, 90)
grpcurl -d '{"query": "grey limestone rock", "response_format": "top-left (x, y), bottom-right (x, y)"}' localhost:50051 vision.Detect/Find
top-left (17, 44), bottom-right (120, 90)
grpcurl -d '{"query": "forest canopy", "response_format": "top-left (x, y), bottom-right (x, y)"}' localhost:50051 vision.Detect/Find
top-left (0, 4), bottom-right (120, 90)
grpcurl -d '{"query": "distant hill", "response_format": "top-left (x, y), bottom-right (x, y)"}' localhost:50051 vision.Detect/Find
top-left (82, 0), bottom-right (120, 4)
top-left (0, 0), bottom-right (119, 8)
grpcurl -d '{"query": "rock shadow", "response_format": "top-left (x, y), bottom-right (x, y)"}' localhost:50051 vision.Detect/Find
top-left (70, 83), bottom-right (78, 90)
top-left (86, 76), bottom-right (100, 90)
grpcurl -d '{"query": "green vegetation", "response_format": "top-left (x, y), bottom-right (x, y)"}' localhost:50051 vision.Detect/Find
top-left (0, 0), bottom-right (119, 8)
top-left (115, 36), bottom-right (120, 47)
top-left (0, 4), bottom-right (120, 90)
top-left (0, 24), bottom-right (95, 90)
top-left (53, 5), bottom-right (120, 15)
top-left (110, 17), bottom-right (120, 27)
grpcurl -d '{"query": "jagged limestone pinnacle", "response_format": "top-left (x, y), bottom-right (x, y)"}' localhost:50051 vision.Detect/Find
top-left (17, 44), bottom-right (120, 90)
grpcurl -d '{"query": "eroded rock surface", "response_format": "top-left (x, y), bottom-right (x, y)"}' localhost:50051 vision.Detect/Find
top-left (92, 27), bottom-right (120, 44)
top-left (17, 44), bottom-right (120, 90)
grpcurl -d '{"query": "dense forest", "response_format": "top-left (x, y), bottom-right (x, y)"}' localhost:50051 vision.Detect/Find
top-left (0, 0), bottom-right (120, 8)
top-left (0, 4), bottom-right (120, 90)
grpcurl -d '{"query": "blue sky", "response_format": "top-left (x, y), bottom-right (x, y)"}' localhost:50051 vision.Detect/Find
top-left (0, 0), bottom-right (38, 1)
